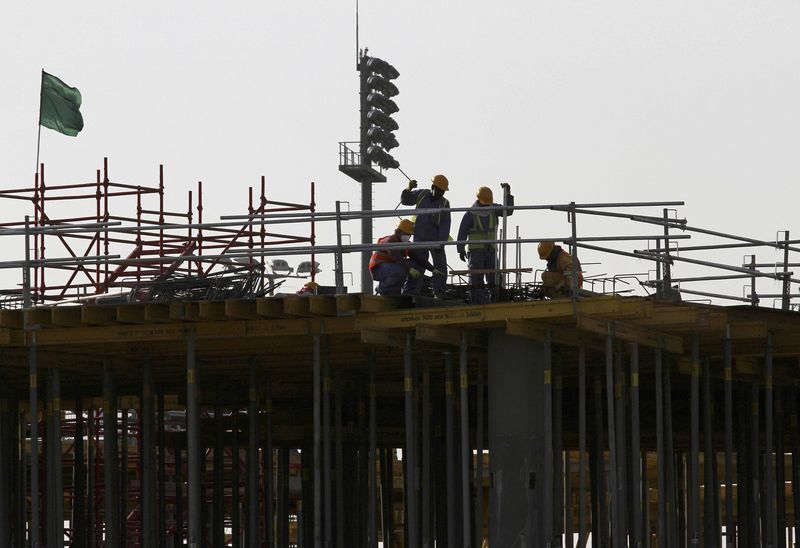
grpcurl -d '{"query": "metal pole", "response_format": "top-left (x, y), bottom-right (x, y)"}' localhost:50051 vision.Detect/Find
top-left (120, 405), bottom-right (129, 548)
top-left (72, 387), bottom-right (85, 548)
top-left (474, 366), bottom-right (484, 548)
top-left (750, 380), bottom-right (761, 548)
top-left (405, 333), bottom-right (419, 548)
top-left (445, 353), bottom-right (457, 548)
top-left (459, 332), bottom-right (472, 548)
top-left (791, 383), bottom-right (800, 547)
top-left (655, 348), bottom-right (667, 548)
top-left (265, 372), bottom-right (274, 548)
top-left (704, 357), bottom-right (719, 548)
top-left (380, 448), bottom-right (394, 548)
top-left (214, 388), bottom-right (225, 548)
top-left (782, 231), bottom-right (791, 311)
top-left (28, 332), bottom-right (40, 548)
top-left (422, 360), bottom-right (432, 548)
top-left (361, 181), bottom-right (373, 294)
top-left (142, 361), bottom-right (156, 548)
top-left (186, 336), bottom-right (201, 548)
top-left (766, 332), bottom-right (777, 547)
top-left (333, 377), bottom-right (344, 548)
top-left (87, 405), bottom-right (96, 548)
top-left (664, 357), bottom-right (679, 548)
top-left (775, 388), bottom-right (786, 548)
top-left (662, 208), bottom-right (672, 295)
top-left (52, 368), bottom-right (64, 547)
top-left (605, 326), bottom-right (620, 547)
top-left (630, 342), bottom-right (642, 548)
top-left (247, 360), bottom-right (259, 548)
top-left (313, 334), bottom-right (322, 548)
top-left (335, 202), bottom-right (345, 293)
top-left (690, 337), bottom-right (701, 546)
top-left (103, 360), bottom-right (119, 548)
top-left (368, 351), bottom-right (378, 548)
top-left (323, 342), bottom-right (332, 547)
top-left (724, 327), bottom-right (735, 548)
top-left (578, 347), bottom-right (587, 548)
top-left (158, 389), bottom-right (166, 548)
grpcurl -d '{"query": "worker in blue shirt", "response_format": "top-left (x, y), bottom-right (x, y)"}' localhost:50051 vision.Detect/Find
top-left (456, 183), bottom-right (514, 303)
top-left (400, 174), bottom-right (451, 297)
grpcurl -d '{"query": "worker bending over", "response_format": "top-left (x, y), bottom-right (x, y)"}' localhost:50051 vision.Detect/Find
top-left (537, 241), bottom-right (583, 298)
top-left (456, 183), bottom-right (514, 304)
top-left (369, 219), bottom-right (439, 296)
top-left (400, 174), bottom-right (451, 297)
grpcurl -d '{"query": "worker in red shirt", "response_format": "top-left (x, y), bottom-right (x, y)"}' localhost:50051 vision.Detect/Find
top-left (369, 219), bottom-right (440, 296)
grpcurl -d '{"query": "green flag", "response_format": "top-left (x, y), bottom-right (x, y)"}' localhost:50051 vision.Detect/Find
top-left (39, 71), bottom-right (84, 136)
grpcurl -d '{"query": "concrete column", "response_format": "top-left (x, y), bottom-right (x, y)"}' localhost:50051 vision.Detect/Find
top-left (488, 329), bottom-right (545, 547)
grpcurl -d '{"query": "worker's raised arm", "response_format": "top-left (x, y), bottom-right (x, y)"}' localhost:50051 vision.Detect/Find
top-left (400, 181), bottom-right (421, 206)
top-left (501, 183), bottom-right (515, 216)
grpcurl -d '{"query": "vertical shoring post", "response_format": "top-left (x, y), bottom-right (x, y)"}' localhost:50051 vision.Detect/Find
top-left (544, 331), bottom-right (557, 546)
top-left (459, 331), bottom-right (472, 548)
top-left (775, 388), bottom-right (786, 548)
top-left (737, 386), bottom-right (748, 547)
top-left (323, 340), bottom-right (332, 546)
top-left (655, 348), bottom-right (667, 547)
top-left (53, 368), bottom-right (64, 547)
top-left (121, 404), bottom-right (129, 547)
top-left (630, 342), bottom-right (642, 548)
top-left (422, 359), bottom-right (432, 548)
top-left (604, 325), bottom-right (620, 547)
top-left (368, 351), bottom-right (378, 548)
top-left (552, 352), bottom-right (563, 548)
top-left (175, 438), bottom-right (184, 548)
top-left (405, 332), bottom-right (419, 548)
top-left (157, 389), bottom-right (166, 548)
top-left (247, 360), bottom-right (259, 548)
top-left (690, 336), bottom-right (701, 546)
top-left (265, 372), bottom-right (274, 548)
top-left (750, 379), bottom-right (761, 548)
top-left (213, 387), bottom-right (224, 548)
top-left (280, 448), bottom-right (290, 548)
top-left (87, 406), bottom-right (96, 548)
top-left (142, 360), bottom-right (156, 547)
top-left (313, 334), bottom-right (322, 548)
top-left (380, 448), bottom-right (394, 548)
top-left (578, 347), bottom-right (587, 548)
top-left (664, 357), bottom-right (679, 547)
top-left (613, 346), bottom-right (628, 543)
top-left (791, 382), bottom-right (800, 547)
top-left (29, 333), bottom-right (40, 548)
top-left (445, 352), bottom-right (457, 548)
top-left (333, 375), bottom-right (344, 548)
top-left (592, 363), bottom-right (609, 547)
top-left (475, 365), bottom-right (484, 548)
top-left (766, 332), bottom-right (777, 547)
top-left (73, 386), bottom-right (85, 548)
top-left (703, 356), bottom-right (719, 548)
top-left (103, 360), bottom-right (119, 548)
top-left (723, 327), bottom-right (735, 548)
top-left (186, 336), bottom-right (201, 548)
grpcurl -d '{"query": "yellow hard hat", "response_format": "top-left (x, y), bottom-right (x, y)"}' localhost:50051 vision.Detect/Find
top-left (304, 281), bottom-right (319, 290)
top-left (538, 241), bottom-right (556, 260)
top-left (431, 174), bottom-right (449, 191)
top-left (477, 186), bottom-right (493, 205)
top-left (397, 218), bottom-right (415, 235)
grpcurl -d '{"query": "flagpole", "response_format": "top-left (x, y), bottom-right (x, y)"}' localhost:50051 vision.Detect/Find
top-left (35, 69), bottom-right (43, 177)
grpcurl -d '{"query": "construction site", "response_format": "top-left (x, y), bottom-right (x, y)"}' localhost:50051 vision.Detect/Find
top-left (0, 150), bottom-right (799, 548)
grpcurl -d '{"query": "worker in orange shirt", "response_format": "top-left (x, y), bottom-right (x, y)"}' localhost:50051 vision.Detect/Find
top-left (537, 241), bottom-right (583, 298)
top-left (369, 219), bottom-right (440, 296)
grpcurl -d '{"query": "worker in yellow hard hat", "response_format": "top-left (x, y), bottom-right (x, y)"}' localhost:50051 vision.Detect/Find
top-left (538, 240), bottom-right (583, 298)
top-left (456, 183), bottom-right (514, 303)
top-left (369, 219), bottom-right (440, 296)
top-left (400, 174), bottom-right (451, 297)
top-left (296, 281), bottom-right (319, 296)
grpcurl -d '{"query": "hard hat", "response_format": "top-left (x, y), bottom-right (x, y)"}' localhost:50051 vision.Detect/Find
top-left (397, 218), bottom-right (415, 235)
top-left (538, 241), bottom-right (556, 260)
top-left (477, 186), bottom-right (493, 205)
top-left (431, 174), bottom-right (449, 191)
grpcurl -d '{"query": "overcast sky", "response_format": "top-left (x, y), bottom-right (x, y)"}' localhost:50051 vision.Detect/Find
top-left (2, 1), bottom-right (799, 300)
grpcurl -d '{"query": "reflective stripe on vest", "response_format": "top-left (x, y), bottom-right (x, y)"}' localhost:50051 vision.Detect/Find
top-left (413, 189), bottom-right (447, 225)
top-left (467, 211), bottom-right (497, 250)
top-left (369, 235), bottom-right (398, 270)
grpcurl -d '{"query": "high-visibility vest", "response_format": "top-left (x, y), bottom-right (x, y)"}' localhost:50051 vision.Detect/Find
top-left (369, 235), bottom-right (402, 270)
top-left (467, 211), bottom-right (497, 251)
top-left (412, 189), bottom-right (448, 225)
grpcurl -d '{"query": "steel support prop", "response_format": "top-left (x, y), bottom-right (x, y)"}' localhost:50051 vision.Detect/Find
top-left (723, 327), bottom-right (735, 548)
top-left (630, 342), bottom-right (642, 548)
top-left (445, 353), bottom-right (457, 548)
top-left (792, 384), bottom-right (800, 547)
top-left (690, 337), bottom-right (701, 546)
top-left (475, 366), bottom-right (485, 548)
top-left (142, 361), bottom-right (157, 547)
top-left (186, 336), bottom-right (201, 548)
top-left (578, 347), bottom-right (587, 548)
top-left (158, 389), bottom-right (167, 548)
top-left (776, 388), bottom-right (786, 548)
top-left (542, 332), bottom-right (554, 546)
top-left (313, 334), bottom-right (322, 548)
top-left (422, 360), bottom-right (432, 548)
top-left (405, 333), bottom-right (419, 548)
top-left (703, 357), bottom-right (719, 548)
top-left (72, 387), bottom-right (86, 548)
top-left (765, 332), bottom-right (777, 547)
top-left (265, 372), bottom-right (274, 548)
top-left (459, 332), bottom-right (472, 547)
top-left (368, 351), bottom-right (378, 548)
top-left (29, 334), bottom-right (40, 548)
top-left (247, 360), bottom-right (259, 548)
top-left (605, 327), bottom-right (621, 546)
top-left (214, 388), bottom-right (225, 548)
top-left (103, 361), bottom-right (120, 548)
top-left (750, 380), bottom-right (760, 548)
top-left (323, 342), bottom-right (332, 546)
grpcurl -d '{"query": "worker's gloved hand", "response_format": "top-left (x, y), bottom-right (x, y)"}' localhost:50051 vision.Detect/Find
top-left (500, 182), bottom-right (511, 192)
top-left (407, 179), bottom-right (418, 190)
top-left (459, 252), bottom-right (467, 263)
top-left (408, 268), bottom-right (422, 278)
top-left (432, 268), bottom-right (445, 277)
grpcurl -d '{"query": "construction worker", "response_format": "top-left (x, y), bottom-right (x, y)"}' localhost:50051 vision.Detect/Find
top-left (400, 174), bottom-right (451, 297)
top-left (537, 240), bottom-right (583, 298)
top-left (456, 183), bottom-right (514, 303)
top-left (369, 219), bottom-right (440, 296)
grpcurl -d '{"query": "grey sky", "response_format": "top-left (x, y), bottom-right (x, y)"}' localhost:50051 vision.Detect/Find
top-left (2, 1), bottom-right (799, 298)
